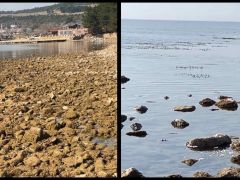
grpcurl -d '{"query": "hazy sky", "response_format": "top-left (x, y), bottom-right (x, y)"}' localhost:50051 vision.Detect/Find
top-left (0, 3), bottom-right (57, 11)
top-left (122, 3), bottom-right (240, 22)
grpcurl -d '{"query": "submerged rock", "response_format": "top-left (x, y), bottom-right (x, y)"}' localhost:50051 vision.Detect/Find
top-left (130, 123), bottom-right (142, 131)
top-left (134, 106), bottom-right (148, 114)
top-left (126, 131), bottom-right (147, 137)
top-left (121, 167), bottom-right (144, 177)
top-left (121, 115), bottom-right (127, 123)
top-left (186, 134), bottom-right (231, 151)
top-left (231, 155), bottom-right (240, 165)
top-left (181, 159), bottom-right (198, 166)
top-left (199, 98), bottom-right (216, 107)
top-left (215, 99), bottom-right (238, 111)
top-left (217, 167), bottom-right (240, 177)
top-left (171, 119), bottom-right (189, 129)
top-left (193, 171), bottom-right (213, 177)
top-left (121, 76), bottom-right (130, 84)
top-left (174, 105), bottom-right (196, 112)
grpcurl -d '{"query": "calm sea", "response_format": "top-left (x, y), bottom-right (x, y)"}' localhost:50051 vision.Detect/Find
top-left (121, 19), bottom-right (240, 177)
top-left (0, 40), bottom-right (105, 60)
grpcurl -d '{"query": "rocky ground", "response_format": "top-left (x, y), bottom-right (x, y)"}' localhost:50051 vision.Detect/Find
top-left (0, 42), bottom-right (117, 177)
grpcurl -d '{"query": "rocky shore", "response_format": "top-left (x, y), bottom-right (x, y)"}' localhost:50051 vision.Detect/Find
top-left (0, 42), bottom-right (117, 177)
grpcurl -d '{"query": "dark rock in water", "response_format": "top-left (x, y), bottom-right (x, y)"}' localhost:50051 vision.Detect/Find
top-left (121, 115), bottom-right (127, 123)
top-left (193, 171), bottom-right (213, 177)
top-left (135, 105), bottom-right (148, 114)
top-left (231, 140), bottom-right (240, 151)
top-left (218, 95), bottom-right (232, 100)
top-left (129, 117), bottom-right (135, 121)
top-left (231, 155), bottom-right (240, 165)
top-left (210, 108), bottom-right (219, 111)
top-left (167, 174), bottom-right (182, 178)
top-left (181, 159), bottom-right (198, 166)
top-left (162, 139), bottom-right (167, 142)
top-left (171, 119), bottom-right (189, 129)
top-left (199, 98), bottom-right (216, 107)
top-left (188, 94), bottom-right (192, 97)
top-left (186, 134), bottom-right (232, 151)
top-left (126, 131), bottom-right (147, 137)
top-left (121, 75), bottom-right (130, 84)
top-left (174, 105), bottom-right (196, 112)
top-left (130, 123), bottom-right (142, 131)
top-left (121, 167), bottom-right (144, 177)
top-left (215, 99), bottom-right (238, 111)
top-left (121, 124), bottom-right (124, 129)
top-left (217, 167), bottom-right (240, 177)
top-left (164, 96), bottom-right (169, 100)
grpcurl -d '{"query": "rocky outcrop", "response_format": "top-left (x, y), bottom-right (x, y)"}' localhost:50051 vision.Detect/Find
top-left (171, 119), bottom-right (189, 129)
top-left (121, 167), bottom-right (144, 177)
top-left (215, 99), bottom-right (238, 110)
top-left (193, 171), bottom-right (213, 177)
top-left (134, 106), bottom-right (148, 114)
top-left (217, 167), bottom-right (240, 177)
top-left (174, 105), bottom-right (196, 112)
top-left (186, 134), bottom-right (231, 150)
top-left (231, 155), bottom-right (240, 165)
top-left (231, 140), bottom-right (240, 151)
top-left (199, 98), bottom-right (216, 107)
top-left (181, 159), bottom-right (198, 166)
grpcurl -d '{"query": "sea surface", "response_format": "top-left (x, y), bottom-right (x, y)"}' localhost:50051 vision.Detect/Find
top-left (121, 19), bottom-right (240, 177)
top-left (0, 40), bottom-right (105, 60)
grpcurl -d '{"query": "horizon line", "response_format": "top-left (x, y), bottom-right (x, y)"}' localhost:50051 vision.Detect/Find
top-left (121, 18), bottom-right (240, 23)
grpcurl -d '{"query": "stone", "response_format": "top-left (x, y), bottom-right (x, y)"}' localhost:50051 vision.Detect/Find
top-left (186, 134), bottom-right (231, 150)
top-left (171, 119), bottom-right (189, 129)
top-left (62, 156), bottom-right (83, 168)
top-left (130, 123), bottom-right (142, 131)
top-left (121, 167), bottom-right (144, 177)
top-left (129, 117), bottom-right (135, 121)
top-left (210, 108), bottom-right (219, 111)
top-left (23, 127), bottom-right (49, 143)
top-left (193, 171), bottom-right (213, 177)
top-left (126, 131), bottom-right (147, 137)
top-left (24, 155), bottom-right (41, 167)
top-left (94, 158), bottom-right (105, 171)
top-left (164, 96), bottom-right (169, 100)
top-left (231, 140), bottom-right (240, 151)
top-left (215, 99), bottom-right (238, 111)
top-left (121, 76), bottom-right (130, 84)
top-left (174, 106), bottom-right (196, 112)
top-left (14, 87), bottom-right (27, 92)
top-left (65, 108), bottom-right (79, 119)
top-left (121, 115), bottom-right (127, 123)
top-left (231, 155), bottom-right (240, 165)
top-left (134, 106), bottom-right (148, 114)
top-left (188, 94), bottom-right (192, 97)
top-left (181, 159), bottom-right (198, 166)
top-left (218, 95), bottom-right (232, 100)
top-left (217, 167), bottom-right (240, 177)
top-left (199, 98), bottom-right (216, 107)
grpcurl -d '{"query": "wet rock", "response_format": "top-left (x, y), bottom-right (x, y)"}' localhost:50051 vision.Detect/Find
top-left (188, 94), bottom-right (192, 97)
top-left (174, 105), bottom-right (196, 112)
top-left (210, 108), bottom-right (219, 111)
top-left (121, 167), bottom-right (144, 177)
top-left (134, 105), bottom-right (148, 114)
top-left (130, 123), bottom-right (142, 131)
top-left (193, 171), bottom-right (213, 177)
top-left (14, 87), bottom-right (27, 92)
top-left (164, 96), bottom-right (169, 100)
top-left (171, 119), bottom-right (189, 129)
top-left (167, 174), bottom-right (182, 178)
top-left (181, 159), bottom-right (198, 166)
top-left (186, 134), bottom-right (231, 150)
top-left (24, 155), bottom-right (41, 167)
top-left (199, 98), bottom-right (216, 107)
top-left (23, 127), bottom-right (49, 143)
top-left (65, 108), bottom-right (79, 119)
top-left (217, 167), bottom-right (240, 177)
top-left (126, 131), bottom-right (147, 137)
top-left (231, 140), bottom-right (240, 151)
top-left (121, 115), bottom-right (127, 123)
top-left (121, 75), bottom-right (130, 84)
top-left (215, 99), bottom-right (238, 111)
top-left (129, 117), bottom-right (135, 121)
top-left (121, 124), bottom-right (124, 129)
top-left (231, 155), bottom-right (240, 165)
top-left (218, 95), bottom-right (232, 100)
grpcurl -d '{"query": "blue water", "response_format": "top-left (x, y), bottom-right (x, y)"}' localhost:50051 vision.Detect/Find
top-left (121, 19), bottom-right (240, 177)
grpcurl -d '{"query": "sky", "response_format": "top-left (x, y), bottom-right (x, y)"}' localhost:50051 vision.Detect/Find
top-left (0, 3), bottom-right (57, 11)
top-left (122, 3), bottom-right (240, 22)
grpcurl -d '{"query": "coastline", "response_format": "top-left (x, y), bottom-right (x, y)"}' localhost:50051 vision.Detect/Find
top-left (0, 38), bottom-right (117, 177)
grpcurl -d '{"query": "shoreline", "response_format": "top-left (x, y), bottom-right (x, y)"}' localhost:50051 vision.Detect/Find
top-left (0, 38), bottom-right (117, 177)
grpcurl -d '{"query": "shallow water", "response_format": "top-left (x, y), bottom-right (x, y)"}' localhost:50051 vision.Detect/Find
top-left (0, 40), bottom-right (105, 60)
top-left (121, 19), bottom-right (240, 177)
